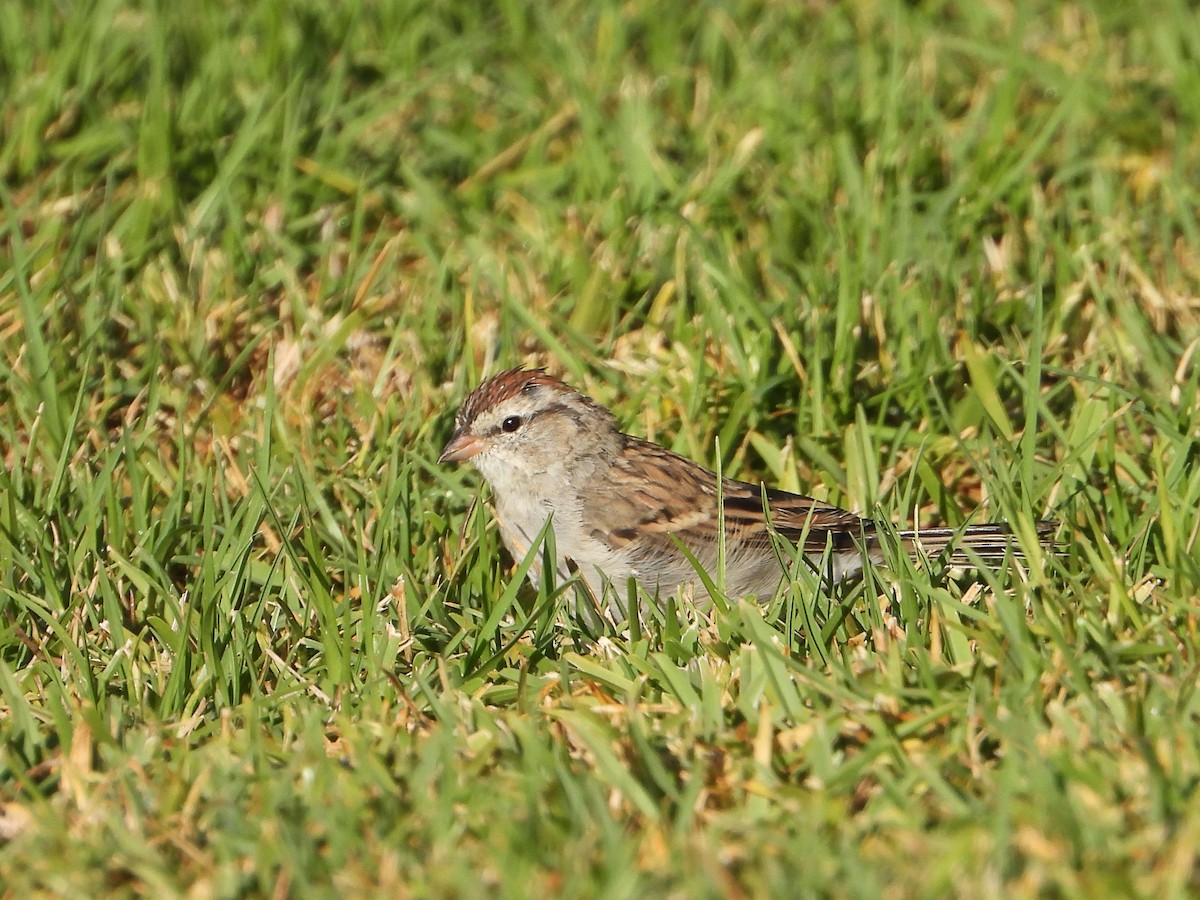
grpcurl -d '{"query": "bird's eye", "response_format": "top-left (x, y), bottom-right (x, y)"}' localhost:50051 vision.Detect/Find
top-left (501, 415), bottom-right (523, 433)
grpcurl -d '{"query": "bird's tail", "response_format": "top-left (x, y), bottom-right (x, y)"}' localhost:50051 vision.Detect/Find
top-left (897, 520), bottom-right (1061, 566)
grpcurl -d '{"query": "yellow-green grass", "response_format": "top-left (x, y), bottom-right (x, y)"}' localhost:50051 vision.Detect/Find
top-left (2, 0), bottom-right (1198, 895)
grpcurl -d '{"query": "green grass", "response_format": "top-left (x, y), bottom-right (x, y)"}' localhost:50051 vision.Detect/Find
top-left (2, 0), bottom-right (1199, 894)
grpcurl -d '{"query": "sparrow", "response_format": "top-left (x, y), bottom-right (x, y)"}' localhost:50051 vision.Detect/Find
top-left (439, 367), bottom-right (1058, 609)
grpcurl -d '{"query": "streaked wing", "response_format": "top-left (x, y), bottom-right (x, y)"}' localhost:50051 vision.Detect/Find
top-left (750, 484), bottom-right (872, 551)
top-left (582, 437), bottom-right (869, 558)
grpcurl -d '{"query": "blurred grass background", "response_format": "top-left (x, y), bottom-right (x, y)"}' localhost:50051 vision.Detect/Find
top-left (1, 0), bottom-right (1198, 894)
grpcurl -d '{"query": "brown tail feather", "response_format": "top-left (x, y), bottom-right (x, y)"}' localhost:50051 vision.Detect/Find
top-left (898, 520), bottom-right (1061, 565)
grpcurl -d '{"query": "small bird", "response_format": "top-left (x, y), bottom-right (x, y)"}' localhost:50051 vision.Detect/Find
top-left (439, 368), bottom-right (1057, 610)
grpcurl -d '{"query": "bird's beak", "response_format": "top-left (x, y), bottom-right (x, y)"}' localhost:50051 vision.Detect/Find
top-left (438, 430), bottom-right (483, 463)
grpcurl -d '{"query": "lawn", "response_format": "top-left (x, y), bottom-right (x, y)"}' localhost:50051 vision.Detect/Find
top-left (2, 0), bottom-right (1199, 895)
